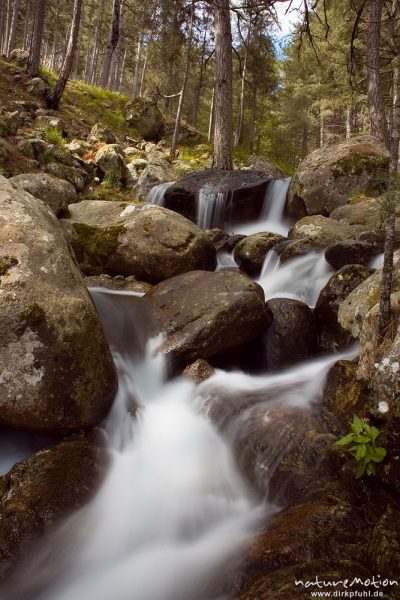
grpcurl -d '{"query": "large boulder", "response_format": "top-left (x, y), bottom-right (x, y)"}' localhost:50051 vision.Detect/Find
top-left (315, 265), bottom-right (374, 351)
top-left (233, 232), bottom-right (286, 277)
top-left (8, 173), bottom-right (78, 217)
top-left (245, 155), bottom-right (285, 178)
top-left (144, 270), bottom-right (271, 370)
top-left (163, 170), bottom-right (271, 227)
top-left (125, 98), bottom-right (165, 141)
top-left (287, 136), bottom-right (389, 218)
top-left (131, 159), bottom-right (177, 199)
top-left (264, 298), bottom-right (318, 370)
top-left (44, 162), bottom-right (89, 192)
top-left (325, 240), bottom-right (382, 269)
top-left (0, 437), bottom-right (106, 580)
top-left (88, 123), bottom-right (116, 144)
top-left (9, 49), bottom-right (29, 67)
top-left (62, 201), bottom-right (216, 283)
top-left (94, 144), bottom-right (129, 184)
top-left (0, 177), bottom-right (117, 434)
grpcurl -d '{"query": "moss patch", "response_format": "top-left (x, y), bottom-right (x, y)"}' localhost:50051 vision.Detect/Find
top-left (21, 303), bottom-right (46, 326)
top-left (332, 153), bottom-right (389, 179)
top-left (71, 222), bottom-right (126, 273)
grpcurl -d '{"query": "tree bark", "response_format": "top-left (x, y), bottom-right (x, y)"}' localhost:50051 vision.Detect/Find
top-left (7, 0), bottom-right (20, 56)
top-left (46, 0), bottom-right (83, 109)
top-left (379, 209), bottom-right (396, 337)
top-left (0, 1), bottom-right (6, 55)
top-left (235, 17), bottom-right (251, 147)
top-left (88, 0), bottom-right (105, 85)
top-left (367, 0), bottom-right (390, 149)
top-left (208, 86), bottom-right (215, 142)
top-left (132, 34), bottom-right (143, 98)
top-left (170, 2), bottom-right (195, 160)
top-left (101, 0), bottom-right (121, 89)
top-left (27, 0), bottom-right (45, 76)
top-left (22, 0), bottom-right (32, 50)
top-left (346, 107), bottom-right (352, 139)
top-left (212, 0), bottom-right (233, 170)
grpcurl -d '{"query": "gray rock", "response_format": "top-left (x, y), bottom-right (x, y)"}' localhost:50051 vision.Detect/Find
top-left (8, 173), bottom-right (78, 216)
top-left (0, 176), bottom-right (117, 434)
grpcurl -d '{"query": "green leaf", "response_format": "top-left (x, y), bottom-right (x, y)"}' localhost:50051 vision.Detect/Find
top-left (369, 426), bottom-right (381, 443)
top-left (353, 435), bottom-right (370, 443)
top-left (356, 462), bottom-right (365, 478)
top-left (372, 447), bottom-right (387, 462)
top-left (352, 416), bottom-right (363, 434)
top-left (335, 434), bottom-right (355, 446)
top-left (356, 444), bottom-right (367, 461)
top-left (366, 463), bottom-right (376, 476)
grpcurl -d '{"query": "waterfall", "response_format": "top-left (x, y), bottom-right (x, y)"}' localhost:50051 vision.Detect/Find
top-left (196, 184), bottom-right (229, 230)
top-left (233, 177), bottom-right (291, 236)
top-left (146, 182), bottom-right (175, 206)
top-left (258, 250), bottom-right (333, 307)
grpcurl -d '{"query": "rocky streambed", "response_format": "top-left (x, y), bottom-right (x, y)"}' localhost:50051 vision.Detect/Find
top-left (0, 133), bottom-right (399, 600)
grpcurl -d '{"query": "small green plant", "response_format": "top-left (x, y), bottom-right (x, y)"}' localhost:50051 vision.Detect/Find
top-left (335, 415), bottom-right (387, 478)
top-left (43, 127), bottom-right (64, 147)
top-left (102, 172), bottom-right (121, 189)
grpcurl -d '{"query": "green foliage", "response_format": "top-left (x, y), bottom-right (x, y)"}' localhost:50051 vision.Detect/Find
top-left (102, 172), bottom-right (122, 189)
top-left (336, 416), bottom-right (387, 478)
top-left (43, 127), bottom-right (64, 147)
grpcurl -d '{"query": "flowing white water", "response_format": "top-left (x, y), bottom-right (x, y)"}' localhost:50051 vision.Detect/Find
top-left (196, 184), bottom-right (230, 230)
top-left (233, 178), bottom-right (291, 236)
top-left (146, 181), bottom-right (175, 206)
top-left (258, 250), bottom-right (333, 307)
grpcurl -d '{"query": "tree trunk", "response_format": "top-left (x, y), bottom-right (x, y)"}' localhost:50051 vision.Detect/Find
top-left (7, 0), bottom-right (20, 55)
top-left (346, 107), bottom-right (352, 139)
top-left (367, 0), bottom-right (390, 149)
top-left (22, 0), bottom-right (32, 50)
top-left (192, 22), bottom-right (209, 128)
top-left (170, 2), bottom-right (195, 160)
top-left (132, 34), bottom-right (143, 98)
top-left (249, 84), bottom-right (257, 153)
top-left (101, 0), bottom-right (121, 89)
top-left (390, 60), bottom-right (400, 172)
top-left (118, 46), bottom-right (127, 92)
top-left (235, 17), bottom-right (251, 147)
top-left (212, 0), bottom-right (233, 170)
top-left (27, 0), bottom-right (45, 76)
top-left (208, 87), bottom-right (215, 142)
top-left (89, 0), bottom-right (105, 85)
top-left (379, 210), bottom-right (396, 337)
top-left (46, 0), bottom-right (82, 109)
top-left (0, 1), bottom-right (6, 55)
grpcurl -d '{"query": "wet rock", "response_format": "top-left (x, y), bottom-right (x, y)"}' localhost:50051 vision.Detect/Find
top-left (88, 123), bottom-right (116, 144)
top-left (245, 155), bottom-right (285, 178)
top-left (62, 201), bottom-right (216, 283)
top-left (288, 136), bottom-right (389, 218)
top-left (94, 144), bottom-right (129, 184)
top-left (234, 232), bottom-right (285, 277)
top-left (85, 274), bottom-right (153, 295)
top-left (0, 437), bottom-right (107, 580)
top-left (131, 159), bottom-right (176, 199)
top-left (368, 507), bottom-right (400, 578)
top-left (183, 359), bottom-right (215, 383)
top-left (0, 177), bottom-right (117, 434)
top-left (8, 173), bottom-right (78, 217)
top-left (325, 240), bottom-right (381, 269)
top-left (163, 169), bottom-right (271, 226)
top-left (315, 265), bottom-right (374, 351)
top-left (289, 215), bottom-right (364, 244)
top-left (322, 360), bottom-right (367, 426)
top-left (125, 98), bottom-right (165, 141)
top-left (264, 299), bottom-right (318, 370)
top-left (144, 270), bottom-right (270, 370)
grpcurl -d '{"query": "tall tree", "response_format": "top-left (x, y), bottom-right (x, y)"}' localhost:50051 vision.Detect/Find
top-left (212, 0), bottom-right (233, 169)
top-left (6, 0), bottom-right (20, 56)
top-left (27, 0), bottom-right (46, 76)
top-left (46, 0), bottom-right (83, 109)
top-left (101, 0), bottom-right (122, 89)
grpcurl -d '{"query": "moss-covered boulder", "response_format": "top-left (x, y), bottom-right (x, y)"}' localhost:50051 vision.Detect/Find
top-left (62, 200), bottom-right (216, 283)
top-left (0, 177), bottom-right (117, 434)
top-left (88, 123), bottom-right (116, 144)
top-left (94, 144), bottom-right (129, 184)
top-left (322, 360), bottom-right (368, 426)
top-left (287, 136), bottom-right (389, 218)
top-left (0, 437), bottom-right (107, 580)
top-left (143, 270), bottom-right (271, 370)
top-left (315, 265), bottom-right (374, 351)
top-left (8, 173), bottom-right (78, 216)
top-left (125, 98), bottom-right (165, 141)
top-left (233, 232), bottom-right (285, 277)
